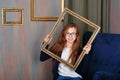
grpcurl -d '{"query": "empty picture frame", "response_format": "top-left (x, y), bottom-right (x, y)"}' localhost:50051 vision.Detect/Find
top-left (2, 8), bottom-right (23, 26)
top-left (30, 0), bottom-right (64, 21)
top-left (41, 8), bottom-right (101, 70)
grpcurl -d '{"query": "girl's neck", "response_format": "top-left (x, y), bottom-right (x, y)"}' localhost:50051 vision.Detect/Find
top-left (66, 42), bottom-right (73, 48)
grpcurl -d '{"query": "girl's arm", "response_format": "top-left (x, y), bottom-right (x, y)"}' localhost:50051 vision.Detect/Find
top-left (40, 34), bottom-right (52, 61)
top-left (40, 50), bottom-right (51, 61)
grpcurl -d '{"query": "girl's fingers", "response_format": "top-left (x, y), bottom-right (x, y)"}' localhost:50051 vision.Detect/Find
top-left (83, 44), bottom-right (91, 54)
top-left (44, 34), bottom-right (52, 43)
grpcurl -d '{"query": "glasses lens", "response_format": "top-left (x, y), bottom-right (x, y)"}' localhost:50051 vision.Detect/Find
top-left (66, 32), bottom-right (76, 36)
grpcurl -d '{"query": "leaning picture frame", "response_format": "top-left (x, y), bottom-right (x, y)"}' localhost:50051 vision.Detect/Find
top-left (2, 8), bottom-right (23, 26)
top-left (30, 0), bottom-right (64, 21)
top-left (41, 8), bottom-right (101, 70)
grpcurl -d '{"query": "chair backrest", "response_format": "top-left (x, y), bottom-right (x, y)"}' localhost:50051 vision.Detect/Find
top-left (81, 32), bottom-right (120, 80)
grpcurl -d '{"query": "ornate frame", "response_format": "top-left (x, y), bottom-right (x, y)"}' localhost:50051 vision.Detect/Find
top-left (2, 8), bottom-right (23, 26)
top-left (41, 8), bottom-right (101, 70)
top-left (30, 0), bottom-right (64, 21)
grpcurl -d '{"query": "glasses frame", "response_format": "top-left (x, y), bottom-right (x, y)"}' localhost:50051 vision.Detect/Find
top-left (66, 32), bottom-right (77, 36)
top-left (41, 8), bottom-right (100, 70)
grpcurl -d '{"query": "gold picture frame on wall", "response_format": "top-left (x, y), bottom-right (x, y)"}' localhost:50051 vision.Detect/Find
top-left (30, 0), bottom-right (64, 21)
top-left (41, 8), bottom-right (101, 70)
top-left (2, 8), bottom-right (23, 26)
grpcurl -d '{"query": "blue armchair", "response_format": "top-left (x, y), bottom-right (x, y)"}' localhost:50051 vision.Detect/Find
top-left (80, 32), bottom-right (120, 80)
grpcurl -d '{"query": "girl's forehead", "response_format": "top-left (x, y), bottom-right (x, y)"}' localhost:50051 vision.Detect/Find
top-left (67, 27), bottom-right (76, 32)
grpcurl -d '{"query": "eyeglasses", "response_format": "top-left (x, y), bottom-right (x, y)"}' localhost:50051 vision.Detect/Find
top-left (66, 32), bottom-right (77, 36)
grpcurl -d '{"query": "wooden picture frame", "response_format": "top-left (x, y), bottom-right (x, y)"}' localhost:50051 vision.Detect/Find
top-left (2, 8), bottom-right (23, 26)
top-left (41, 8), bottom-right (101, 70)
top-left (30, 0), bottom-right (64, 21)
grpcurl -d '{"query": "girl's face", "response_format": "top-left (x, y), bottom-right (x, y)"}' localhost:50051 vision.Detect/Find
top-left (65, 27), bottom-right (77, 44)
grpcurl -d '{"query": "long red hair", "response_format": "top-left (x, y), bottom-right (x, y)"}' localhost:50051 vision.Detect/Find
top-left (50, 23), bottom-right (80, 64)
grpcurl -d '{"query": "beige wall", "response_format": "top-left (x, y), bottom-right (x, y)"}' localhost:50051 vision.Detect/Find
top-left (109, 0), bottom-right (120, 34)
top-left (0, 0), bottom-right (62, 80)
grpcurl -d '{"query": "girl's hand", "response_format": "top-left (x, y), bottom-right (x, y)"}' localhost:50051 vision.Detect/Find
top-left (44, 34), bottom-right (52, 44)
top-left (83, 44), bottom-right (91, 54)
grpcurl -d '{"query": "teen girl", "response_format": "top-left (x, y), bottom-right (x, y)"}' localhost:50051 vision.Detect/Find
top-left (40, 23), bottom-right (91, 80)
